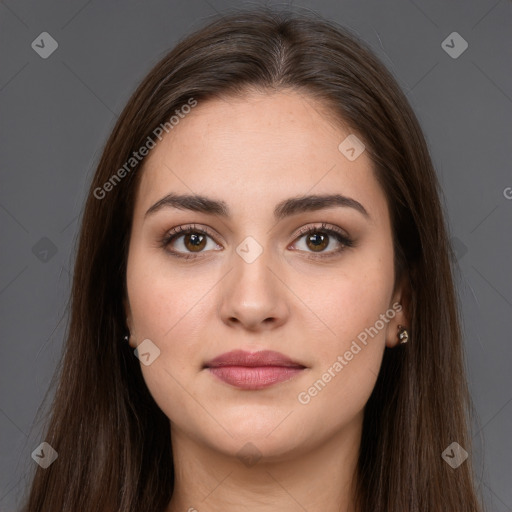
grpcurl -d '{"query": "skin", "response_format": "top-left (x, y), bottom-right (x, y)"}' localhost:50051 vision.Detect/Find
top-left (124, 89), bottom-right (410, 512)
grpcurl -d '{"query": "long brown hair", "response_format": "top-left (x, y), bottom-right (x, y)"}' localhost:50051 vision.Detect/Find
top-left (21, 7), bottom-right (483, 511)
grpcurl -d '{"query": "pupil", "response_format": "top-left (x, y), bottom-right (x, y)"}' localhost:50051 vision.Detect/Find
top-left (309, 233), bottom-right (327, 251)
top-left (190, 234), bottom-right (202, 245)
top-left (187, 233), bottom-right (205, 251)
top-left (310, 233), bottom-right (323, 243)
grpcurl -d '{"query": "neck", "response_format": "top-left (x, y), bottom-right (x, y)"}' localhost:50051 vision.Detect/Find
top-left (166, 415), bottom-right (362, 512)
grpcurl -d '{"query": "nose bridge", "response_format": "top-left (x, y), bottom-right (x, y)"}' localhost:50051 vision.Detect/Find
top-left (218, 237), bottom-right (289, 329)
top-left (231, 239), bottom-right (278, 304)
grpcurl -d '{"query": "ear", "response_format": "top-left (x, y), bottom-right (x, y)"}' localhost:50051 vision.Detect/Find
top-left (385, 271), bottom-right (411, 348)
top-left (123, 297), bottom-right (137, 348)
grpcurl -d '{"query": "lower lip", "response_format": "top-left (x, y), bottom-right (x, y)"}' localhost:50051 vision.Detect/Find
top-left (207, 366), bottom-right (304, 390)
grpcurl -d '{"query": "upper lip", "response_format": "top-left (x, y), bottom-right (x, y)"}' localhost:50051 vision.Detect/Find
top-left (204, 350), bottom-right (305, 368)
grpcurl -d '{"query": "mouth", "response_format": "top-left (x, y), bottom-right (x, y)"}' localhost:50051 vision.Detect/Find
top-left (203, 350), bottom-right (307, 390)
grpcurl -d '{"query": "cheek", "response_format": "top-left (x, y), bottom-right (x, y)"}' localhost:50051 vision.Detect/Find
top-left (294, 295), bottom-right (388, 436)
top-left (301, 254), bottom-right (394, 360)
top-left (125, 246), bottom-right (235, 421)
top-left (126, 244), bottom-right (209, 343)
top-left (292, 251), bottom-right (394, 416)
top-left (126, 277), bottom-right (207, 428)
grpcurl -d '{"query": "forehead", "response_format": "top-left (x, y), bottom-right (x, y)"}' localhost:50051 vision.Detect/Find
top-left (134, 90), bottom-right (388, 222)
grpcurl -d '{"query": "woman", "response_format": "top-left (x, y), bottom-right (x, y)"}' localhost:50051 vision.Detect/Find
top-left (22, 7), bottom-right (483, 512)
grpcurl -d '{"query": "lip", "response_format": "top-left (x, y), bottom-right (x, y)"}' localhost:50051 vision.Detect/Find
top-left (204, 350), bottom-right (306, 390)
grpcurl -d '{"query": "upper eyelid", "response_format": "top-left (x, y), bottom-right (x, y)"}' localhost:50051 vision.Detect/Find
top-left (294, 222), bottom-right (349, 238)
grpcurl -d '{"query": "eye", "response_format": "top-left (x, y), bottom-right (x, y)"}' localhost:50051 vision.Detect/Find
top-left (291, 222), bottom-right (354, 259)
top-left (160, 222), bottom-right (354, 260)
top-left (160, 224), bottom-right (221, 259)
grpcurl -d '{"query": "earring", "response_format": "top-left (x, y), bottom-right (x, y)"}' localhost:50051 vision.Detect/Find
top-left (397, 325), bottom-right (409, 344)
top-left (123, 333), bottom-right (130, 343)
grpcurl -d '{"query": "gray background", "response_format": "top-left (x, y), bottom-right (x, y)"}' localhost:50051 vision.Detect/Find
top-left (0, 0), bottom-right (511, 510)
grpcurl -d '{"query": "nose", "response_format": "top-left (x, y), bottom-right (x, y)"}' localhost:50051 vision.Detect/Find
top-left (217, 247), bottom-right (290, 332)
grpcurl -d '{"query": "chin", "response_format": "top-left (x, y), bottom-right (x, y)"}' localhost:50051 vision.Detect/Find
top-left (210, 430), bottom-right (308, 464)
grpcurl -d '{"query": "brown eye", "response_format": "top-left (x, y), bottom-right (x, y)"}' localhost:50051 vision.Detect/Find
top-left (305, 232), bottom-right (329, 252)
top-left (161, 225), bottom-right (221, 259)
top-left (182, 232), bottom-right (207, 252)
top-left (293, 223), bottom-right (354, 259)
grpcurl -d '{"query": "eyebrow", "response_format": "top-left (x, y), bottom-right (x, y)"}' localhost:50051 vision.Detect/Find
top-left (144, 193), bottom-right (370, 221)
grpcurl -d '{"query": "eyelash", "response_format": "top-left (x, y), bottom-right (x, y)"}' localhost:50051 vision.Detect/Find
top-left (159, 222), bottom-right (354, 260)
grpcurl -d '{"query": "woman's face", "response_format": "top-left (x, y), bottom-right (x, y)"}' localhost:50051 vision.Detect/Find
top-left (125, 90), bottom-right (408, 460)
